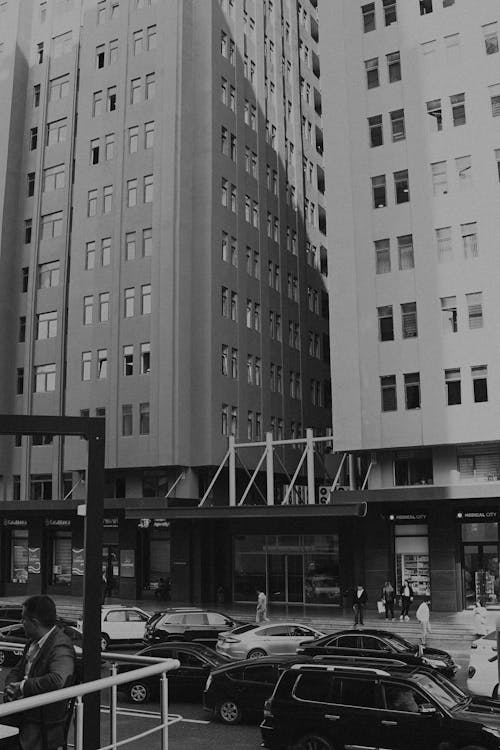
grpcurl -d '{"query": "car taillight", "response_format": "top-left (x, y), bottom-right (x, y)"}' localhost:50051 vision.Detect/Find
top-left (222, 636), bottom-right (240, 643)
top-left (263, 699), bottom-right (273, 718)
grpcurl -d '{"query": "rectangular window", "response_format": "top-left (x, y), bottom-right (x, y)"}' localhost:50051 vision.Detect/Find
top-left (31, 475), bottom-right (53, 501)
top-left (123, 345), bottom-right (134, 376)
top-left (18, 316), bottom-right (26, 342)
top-left (46, 118), bottom-right (67, 146)
top-left (99, 292), bottom-right (109, 322)
top-left (368, 115), bottom-right (383, 147)
top-left (456, 155), bottom-right (472, 189)
top-left (451, 93), bottom-right (466, 126)
top-left (495, 149), bottom-right (500, 182)
top-left (383, 0), bottom-right (397, 25)
top-left (362, 3), bottom-right (375, 33)
top-left (144, 121), bottom-right (154, 149)
top-left (401, 302), bottom-right (417, 338)
top-left (130, 77), bottom-right (141, 104)
top-left (103, 185), bottom-right (113, 213)
top-left (143, 228), bottom-right (152, 257)
top-left (96, 44), bottom-right (105, 68)
top-left (445, 368), bottom-right (461, 405)
top-left (365, 57), bottom-right (379, 89)
top-left (436, 226), bottom-right (452, 262)
top-left (25, 219), bottom-right (32, 244)
top-left (398, 235), bottom-right (414, 270)
top-left (16, 368), bottom-right (24, 395)
top-left (105, 133), bottom-right (114, 160)
top-left (461, 222), bottom-right (478, 258)
top-left (129, 126), bottom-right (139, 153)
top-left (124, 287), bottom-right (135, 318)
top-left (420, 0), bottom-right (433, 14)
top-left (27, 172), bottom-right (35, 197)
top-left (394, 169), bottom-right (409, 203)
top-left (133, 29), bottom-right (143, 55)
top-left (125, 232), bottom-right (136, 261)
top-left (387, 51), bottom-right (401, 83)
top-left (127, 179), bottom-right (137, 207)
top-left (140, 342), bottom-right (150, 374)
top-left (441, 296), bottom-right (457, 333)
top-left (390, 109), bottom-right (405, 141)
top-left (49, 75), bottom-right (69, 102)
top-left (405, 372), bottom-right (421, 409)
top-left (122, 405), bottom-right (133, 436)
top-left (38, 261), bottom-right (59, 288)
top-left (90, 139), bottom-right (100, 164)
top-left (426, 99), bottom-right (442, 132)
top-left (145, 72), bottom-right (155, 100)
top-left (467, 292), bottom-right (483, 329)
top-left (83, 295), bottom-right (93, 325)
top-left (372, 175), bottom-right (386, 208)
top-left (92, 90), bottom-right (103, 117)
top-left (375, 239), bottom-right (391, 274)
top-left (381, 375), bottom-right (397, 411)
top-left (144, 174), bottom-right (153, 203)
top-left (35, 363), bottom-right (56, 392)
top-left (378, 305), bottom-right (394, 341)
top-left (93, 349), bottom-right (106, 380)
top-left (107, 86), bottom-right (116, 111)
top-left (139, 403), bottom-right (150, 434)
top-left (472, 366), bottom-right (488, 403)
top-left (101, 237), bottom-right (111, 266)
top-left (489, 84), bottom-right (500, 118)
top-left (141, 284), bottom-right (151, 314)
top-left (431, 161), bottom-right (448, 196)
top-left (30, 127), bottom-right (38, 151)
top-left (88, 189), bottom-right (98, 217)
top-left (41, 211), bottom-right (63, 239)
top-left (483, 22), bottom-right (499, 55)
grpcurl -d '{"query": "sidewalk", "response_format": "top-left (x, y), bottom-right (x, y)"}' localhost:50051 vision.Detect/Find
top-left (1, 594), bottom-right (491, 643)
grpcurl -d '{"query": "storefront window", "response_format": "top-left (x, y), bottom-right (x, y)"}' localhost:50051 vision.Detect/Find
top-left (150, 526), bottom-right (170, 584)
top-left (394, 524), bottom-right (430, 596)
top-left (234, 536), bottom-right (266, 601)
top-left (10, 530), bottom-right (28, 583)
top-left (304, 535), bottom-right (340, 605)
top-left (51, 531), bottom-right (72, 586)
top-left (462, 521), bottom-right (499, 606)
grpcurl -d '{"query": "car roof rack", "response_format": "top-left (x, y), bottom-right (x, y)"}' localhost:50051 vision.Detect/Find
top-left (312, 655), bottom-right (406, 668)
top-left (290, 663), bottom-right (390, 677)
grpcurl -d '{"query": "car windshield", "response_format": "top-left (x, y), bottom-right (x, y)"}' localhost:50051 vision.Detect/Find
top-left (410, 672), bottom-right (468, 711)
top-left (229, 624), bottom-right (259, 636)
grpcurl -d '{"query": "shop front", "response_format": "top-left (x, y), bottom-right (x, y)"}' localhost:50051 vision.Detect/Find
top-left (457, 509), bottom-right (499, 608)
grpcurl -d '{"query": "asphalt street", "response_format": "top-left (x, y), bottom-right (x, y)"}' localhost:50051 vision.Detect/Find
top-left (0, 636), bottom-right (478, 750)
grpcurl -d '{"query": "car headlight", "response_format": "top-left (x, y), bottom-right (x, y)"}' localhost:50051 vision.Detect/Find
top-left (484, 727), bottom-right (500, 739)
top-left (422, 657), bottom-right (447, 668)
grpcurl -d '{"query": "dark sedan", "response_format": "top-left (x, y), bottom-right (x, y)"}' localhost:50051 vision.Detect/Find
top-left (143, 608), bottom-right (244, 648)
top-left (0, 620), bottom-right (82, 666)
top-left (117, 642), bottom-right (230, 704)
top-left (297, 628), bottom-right (458, 677)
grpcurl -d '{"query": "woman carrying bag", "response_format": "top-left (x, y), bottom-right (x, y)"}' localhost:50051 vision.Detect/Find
top-left (400, 580), bottom-right (414, 621)
top-left (381, 580), bottom-right (395, 621)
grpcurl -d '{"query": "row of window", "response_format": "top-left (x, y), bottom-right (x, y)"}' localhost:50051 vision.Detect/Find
top-left (87, 175), bottom-right (153, 215)
top-left (365, 51), bottom-right (401, 89)
top-left (91, 73), bottom-right (155, 117)
top-left (371, 170), bottom-right (409, 207)
top-left (89, 122), bottom-right (154, 164)
top-left (81, 343), bottom-right (150, 381)
top-left (380, 366), bottom-right (488, 412)
top-left (362, 0), bottom-right (454, 33)
top-left (121, 403), bottom-right (150, 436)
top-left (420, 22), bottom-right (499, 59)
top-left (29, 118), bottom-right (67, 151)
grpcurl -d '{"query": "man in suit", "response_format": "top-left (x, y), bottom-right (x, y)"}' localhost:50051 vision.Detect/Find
top-left (2, 595), bottom-right (76, 750)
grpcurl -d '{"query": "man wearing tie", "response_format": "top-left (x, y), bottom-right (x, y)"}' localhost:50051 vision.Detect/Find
top-left (2, 595), bottom-right (76, 750)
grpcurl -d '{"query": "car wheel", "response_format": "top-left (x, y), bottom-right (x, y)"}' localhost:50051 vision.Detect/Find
top-left (128, 681), bottom-right (151, 704)
top-left (217, 699), bottom-right (242, 725)
top-left (246, 648), bottom-right (267, 659)
top-left (293, 734), bottom-right (335, 750)
top-left (100, 634), bottom-right (110, 651)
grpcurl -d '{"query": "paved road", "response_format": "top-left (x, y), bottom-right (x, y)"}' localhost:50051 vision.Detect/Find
top-left (0, 634), bottom-right (476, 750)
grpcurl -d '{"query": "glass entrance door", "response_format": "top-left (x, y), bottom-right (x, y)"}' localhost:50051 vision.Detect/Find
top-left (463, 543), bottom-right (499, 606)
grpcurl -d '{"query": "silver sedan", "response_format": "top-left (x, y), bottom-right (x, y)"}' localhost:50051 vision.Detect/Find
top-left (215, 621), bottom-right (325, 660)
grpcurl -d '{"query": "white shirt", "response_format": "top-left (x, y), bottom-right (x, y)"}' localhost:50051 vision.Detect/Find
top-left (21, 626), bottom-right (57, 691)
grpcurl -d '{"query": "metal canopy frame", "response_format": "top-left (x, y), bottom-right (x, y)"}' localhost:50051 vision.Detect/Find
top-left (0, 414), bottom-right (105, 750)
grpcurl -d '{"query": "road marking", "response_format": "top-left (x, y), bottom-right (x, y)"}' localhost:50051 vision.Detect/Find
top-left (101, 706), bottom-right (210, 724)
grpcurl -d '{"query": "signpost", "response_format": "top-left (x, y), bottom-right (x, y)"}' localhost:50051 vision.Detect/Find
top-left (0, 414), bottom-right (105, 750)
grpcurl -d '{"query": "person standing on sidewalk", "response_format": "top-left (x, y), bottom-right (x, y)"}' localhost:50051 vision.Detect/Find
top-left (352, 584), bottom-right (368, 627)
top-left (256, 588), bottom-right (268, 623)
top-left (399, 580), bottom-right (414, 621)
top-left (381, 580), bottom-right (395, 621)
top-left (415, 598), bottom-right (431, 645)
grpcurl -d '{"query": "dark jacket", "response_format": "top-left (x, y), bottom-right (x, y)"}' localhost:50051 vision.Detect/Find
top-left (352, 588), bottom-right (368, 607)
top-left (400, 584), bottom-right (414, 600)
top-left (3, 626), bottom-right (76, 750)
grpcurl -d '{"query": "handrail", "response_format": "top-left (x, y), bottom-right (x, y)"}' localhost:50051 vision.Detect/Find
top-left (0, 658), bottom-right (180, 718)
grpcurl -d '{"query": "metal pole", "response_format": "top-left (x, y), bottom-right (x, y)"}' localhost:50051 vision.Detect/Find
top-left (75, 696), bottom-right (84, 750)
top-left (228, 435), bottom-right (236, 506)
top-left (82, 421), bottom-right (105, 750)
top-left (266, 432), bottom-right (274, 505)
top-left (161, 672), bottom-right (169, 750)
top-left (110, 663), bottom-right (117, 749)
top-left (306, 428), bottom-right (315, 504)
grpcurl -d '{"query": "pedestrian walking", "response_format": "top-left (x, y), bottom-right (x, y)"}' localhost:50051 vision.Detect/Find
top-left (415, 598), bottom-right (431, 644)
top-left (352, 584), bottom-right (368, 627)
top-left (2, 595), bottom-right (77, 750)
top-left (399, 580), bottom-right (414, 621)
top-left (381, 580), bottom-right (395, 621)
top-left (256, 588), bottom-right (268, 623)
top-left (472, 599), bottom-right (488, 637)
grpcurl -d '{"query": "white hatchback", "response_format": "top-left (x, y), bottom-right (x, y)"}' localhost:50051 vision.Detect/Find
top-left (467, 630), bottom-right (500, 698)
top-left (78, 606), bottom-right (151, 651)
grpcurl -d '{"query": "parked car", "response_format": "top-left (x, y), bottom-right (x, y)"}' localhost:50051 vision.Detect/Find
top-left (143, 608), bottom-right (243, 648)
top-left (0, 606), bottom-right (23, 629)
top-left (118, 642), bottom-right (229, 704)
top-left (77, 605), bottom-right (150, 651)
top-left (0, 620), bottom-right (83, 666)
top-left (261, 661), bottom-right (500, 750)
top-left (216, 622), bottom-right (324, 660)
top-left (297, 628), bottom-right (458, 677)
top-left (468, 630), bottom-right (500, 697)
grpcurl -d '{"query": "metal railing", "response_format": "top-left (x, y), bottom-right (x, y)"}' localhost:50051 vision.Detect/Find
top-left (0, 644), bottom-right (180, 750)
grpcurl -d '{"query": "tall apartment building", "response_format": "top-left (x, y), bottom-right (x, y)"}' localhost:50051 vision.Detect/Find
top-left (0, 0), bottom-right (334, 605)
top-left (321, 0), bottom-right (500, 610)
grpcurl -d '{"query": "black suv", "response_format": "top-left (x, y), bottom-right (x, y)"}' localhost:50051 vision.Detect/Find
top-left (261, 662), bottom-right (500, 750)
top-left (297, 628), bottom-right (457, 677)
top-left (143, 608), bottom-right (242, 648)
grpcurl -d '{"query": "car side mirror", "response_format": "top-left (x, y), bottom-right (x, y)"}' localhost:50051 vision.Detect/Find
top-left (419, 703), bottom-right (437, 716)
